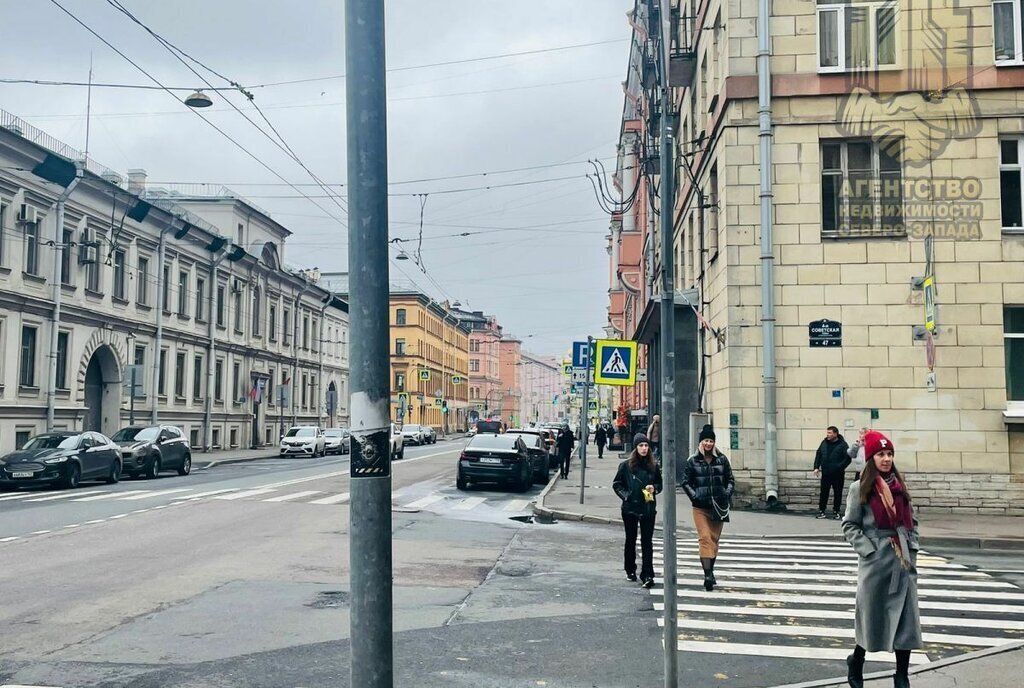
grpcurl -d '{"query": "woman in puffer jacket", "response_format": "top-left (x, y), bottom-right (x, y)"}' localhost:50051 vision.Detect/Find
top-left (681, 424), bottom-right (735, 591)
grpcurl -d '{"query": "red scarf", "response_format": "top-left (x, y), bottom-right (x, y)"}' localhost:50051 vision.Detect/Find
top-left (868, 473), bottom-right (913, 531)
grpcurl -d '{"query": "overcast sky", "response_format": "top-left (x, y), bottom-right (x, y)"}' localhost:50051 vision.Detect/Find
top-left (1, 0), bottom-right (631, 357)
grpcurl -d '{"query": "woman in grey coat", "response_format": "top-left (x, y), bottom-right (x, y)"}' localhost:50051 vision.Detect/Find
top-left (842, 431), bottom-right (921, 688)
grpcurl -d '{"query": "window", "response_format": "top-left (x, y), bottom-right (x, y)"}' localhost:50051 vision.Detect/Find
top-left (0, 205), bottom-right (5, 266)
top-left (178, 270), bottom-right (189, 316)
top-left (15, 430), bottom-right (31, 449)
top-left (395, 338), bottom-right (406, 355)
top-left (158, 349), bottom-right (167, 395)
top-left (134, 344), bottom-right (146, 382)
top-left (301, 372), bottom-right (308, 407)
top-left (252, 288), bottom-right (262, 335)
top-left (162, 266), bottom-right (171, 311)
top-left (237, 222), bottom-right (245, 246)
top-left (196, 278), bottom-right (206, 321)
top-left (233, 289), bottom-right (243, 332)
top-left (137, 257), bottom-right (149, 304)
top-left (215, 359), bottom-right (224, 401)
top-left (193, 354), bottom-right (204, 400)
top-left (19, 325), bottom-right (36, 387)
top-left (175, 352), bottom-right (187, 398)
top-left (269, 305), bottom-right (277, 341)
top-left (61, 229), bottom-right (73, 285)
top-left (232, 361), bottom-right (241, 403)
top-left (312, 319), bottom-right (319, 352)
top-left (24, 220), bottom-right (39, 275)
top-left (302, 314), bottom-right (310, 349)
top-left (85, 249), bottom-right (100, 292)
top-left (470, 359), bottom-right (480, 373)
top-left (706, 162), bottom-right (720, 261)
top-left (818, 1), bottom-right (897, 71)
top-left (113, 250), bottom-right (127, 300)
top-left (995, 0), bottom-right (1024, 62)
top-left (283, 308), bottom-right (292, 345)
top-left (396, 308), bottom-right (407, 325)
top-left (55, 331), bottom-right (69, 390)
top-left (821, 138), bottom-right (903, 238)
top-left (216, 284), bottom-right (226, 327)
top-left (395, 372), bottom-right (405, 391)
top-left (1001, 138), bottom-right (1024, 229)
top-left (1006, 306), bottom-right (1024, 402)
top-left (268, 367), bottom-right (275, 406)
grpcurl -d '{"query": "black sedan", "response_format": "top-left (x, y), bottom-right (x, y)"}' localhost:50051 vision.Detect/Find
top-left (506, 430), bottom-right (551, 484)
top-left (110, 425), bottom-right (192, 479)
top-left (0, 431), bottom-right (122, 490)
top-left (456, 433), bottom-right (533, 492)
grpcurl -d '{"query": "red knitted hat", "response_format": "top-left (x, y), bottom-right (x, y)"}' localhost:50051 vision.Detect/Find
top-left (863, 431), bottom-right (894, 462)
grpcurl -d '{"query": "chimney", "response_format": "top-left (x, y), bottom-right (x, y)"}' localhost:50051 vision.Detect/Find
top-left (126, 168), bottom-right (147, 195)
top-left (101, 170), bottom-right (123, 187)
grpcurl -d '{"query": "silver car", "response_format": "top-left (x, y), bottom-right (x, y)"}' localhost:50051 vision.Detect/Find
top-left (323, 428), bottom-right (350, 455)
top-left (280, 426), bottom-right (326, 457)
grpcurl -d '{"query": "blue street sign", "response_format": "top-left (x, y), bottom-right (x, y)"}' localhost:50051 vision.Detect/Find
top-left (572, 341), bottom-right (591, 369)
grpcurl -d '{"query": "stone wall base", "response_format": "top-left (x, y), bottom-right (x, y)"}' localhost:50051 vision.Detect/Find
top-left (732, 469), bottom-right (1024, 516)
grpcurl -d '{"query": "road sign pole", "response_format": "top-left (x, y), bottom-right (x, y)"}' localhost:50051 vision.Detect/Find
top-left (345, 2), bottom-right (393, 686)
top-left (579, 335), bottom-right (592, 505)
top-left (129, 366), bottom-right (136, 426)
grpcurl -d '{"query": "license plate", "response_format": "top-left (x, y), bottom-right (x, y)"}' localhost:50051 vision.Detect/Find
top-left (12, 471), bottom-right (35, 478)
top-left (479, 457), bottom-right (502, 465)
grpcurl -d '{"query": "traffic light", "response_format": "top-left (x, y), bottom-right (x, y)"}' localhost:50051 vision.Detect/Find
top-left (442, 400), bottom-right (448, 414)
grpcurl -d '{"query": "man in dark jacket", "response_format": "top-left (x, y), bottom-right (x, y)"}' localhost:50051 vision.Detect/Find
top-left (814, 425), bottom-right (851, 519)
top-left (557, 424), bottom-right (575, 479)
top-left (595, 425), bottom-right (608, 459)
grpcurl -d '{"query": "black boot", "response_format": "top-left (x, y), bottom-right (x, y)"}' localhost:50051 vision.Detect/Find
top-left (893, 672), bottom-right (910, 688)
top-left (846, 653), bottom-right (864, 688)
top-left (700, 557), bottom-right (714, 591)
top-left (709, 557), bottom-right (717, 586)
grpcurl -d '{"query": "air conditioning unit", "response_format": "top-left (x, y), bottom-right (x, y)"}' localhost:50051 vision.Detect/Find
top-left (78, 229), bottom-right (99, 265)
top-left (17, 204), bottom-right (37, 224)
top-left (231, 277), bottom-right (244, 294)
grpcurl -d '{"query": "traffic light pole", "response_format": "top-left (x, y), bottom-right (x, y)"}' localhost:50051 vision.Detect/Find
top-left (578, 335), bottom-right (592, 504)
top-left (345, 2), bottom-right (393, 687)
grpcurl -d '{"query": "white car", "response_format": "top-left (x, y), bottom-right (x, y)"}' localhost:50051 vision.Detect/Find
top-left (400, 424), bottom-right (427, 445)
top-left (390, 423), bottom-right (405, 460)
top-left (280, 426), bottom-right (326, 457)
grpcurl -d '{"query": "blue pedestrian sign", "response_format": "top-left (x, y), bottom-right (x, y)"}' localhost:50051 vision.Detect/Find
top-left (572, 341), bottom-right (594, 369)
top-left (593, 339), bottom-right (637, 386)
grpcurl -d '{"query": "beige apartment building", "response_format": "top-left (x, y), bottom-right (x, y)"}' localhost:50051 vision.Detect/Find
top-left (621, 0), bottom-right (1024, 512)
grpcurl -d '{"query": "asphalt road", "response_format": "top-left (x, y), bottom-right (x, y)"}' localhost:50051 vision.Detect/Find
top-left (2, 442), bottom-right (1021, 688)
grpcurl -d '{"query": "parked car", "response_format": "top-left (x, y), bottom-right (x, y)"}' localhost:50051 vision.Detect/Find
top-left (111, 425), bottom-right (192, 479)
top-left (465, 426), bottom-right (477, 438)
top-left (390, 423), bottom-right (405, 460)
top-left (506, 430), bottom-right (551, 484)
top-left (323, 428), bottom-right (350, 455)
top-left (511, 427), bottom-right (559, 469)
top-left (456, 433), bottom-right (532, 492)
top-left (0, 431), bottom-right (122, 490)
top-left (401, 424), bottom-right (427, 446)
top-left (420, 426), bottom-right (437, 444)
top-left (280, 426), bottom-right (326, 457)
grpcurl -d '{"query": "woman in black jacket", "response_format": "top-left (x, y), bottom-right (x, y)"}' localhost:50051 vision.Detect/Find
top-left (612, 433), bottom-right (663, 588)
top-left (681, 424), bottom-right (735, 591)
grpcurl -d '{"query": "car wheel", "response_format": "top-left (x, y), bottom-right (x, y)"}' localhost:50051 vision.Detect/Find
top-left (105, 460), bottom-right (121, 484)
top-left (456, 472), bottom-right (468, 490)
top-left (62, 462), bottom-right (81, 490)
top-left (177, 453), bottom-right (192, 476)
top-left (145, 455), bottom-right (161, 480)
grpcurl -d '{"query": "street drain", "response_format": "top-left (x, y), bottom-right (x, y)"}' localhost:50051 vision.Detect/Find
top-left (308, 590), bottom-right (349, 609)
top-left (508, 515), bottom-right (533, 523)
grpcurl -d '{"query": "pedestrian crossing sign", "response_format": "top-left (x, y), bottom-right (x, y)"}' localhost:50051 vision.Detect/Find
top-left (588, 400), bottom-right (598, 411)
top-left (419, 369), bottom-right (431, 381)
top-left (593, 339), bottom-right (637, 386)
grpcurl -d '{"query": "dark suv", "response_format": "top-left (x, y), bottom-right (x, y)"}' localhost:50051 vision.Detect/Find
top-left (457, 433), bottom-right (532, 492)
top-left (111, 425), bottom-right (191, 479)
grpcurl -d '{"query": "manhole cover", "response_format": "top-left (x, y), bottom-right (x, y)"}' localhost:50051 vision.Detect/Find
top-left (308, 590), bottom-right (349, 609)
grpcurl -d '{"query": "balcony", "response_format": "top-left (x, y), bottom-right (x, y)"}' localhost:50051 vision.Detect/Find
top-left (668, 6), bottom-right (696, 89)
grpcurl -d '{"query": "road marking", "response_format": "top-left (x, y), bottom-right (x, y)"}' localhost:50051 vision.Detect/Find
top-left (83, 519), bottom-right (106, 525)
top-left (0, 536), bottom-right (19, 542)
top-left (72, 490), bottom-right (146, 501)
top-left (674, 640), bottom-right (929, 664)
top-left (108, 514), bottom-right (127, 520)
top-left (648, 559), bottom-right (983, 576)
top-left (119, 488), bottom-right (192, 500)
top-left (655, 577), bottom-right (1017, 599)
top-left (215, 487), bottom-right (278, 500)
top-left (0, 492), bottom-right (42, 501)
top-left (656, 561), bottom-right (1009, 587)
top-left (25, 490), bottom-right (104, 502)
top-left (452, 497), bottom-right (487, 511)
top-left (1, 684), bottom-right (64, 687)
top-left (263, 490), bottom-right (323, 503)
top-left (309, 493), bottom-right (350, 505)
top-left (30, 530), bottom-right (52, 535)
top-left (402, 495), bottom-right (446, 509)
top-left (503, 499), bottom-right (530, 512)
top-left (63, 524), bottom-right (81, 529)
top-left (172, 488), bottom-right (239, 500)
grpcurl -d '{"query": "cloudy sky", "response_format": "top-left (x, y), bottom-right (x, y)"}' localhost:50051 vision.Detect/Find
top-left (1, 0), bottom-right (632, 357)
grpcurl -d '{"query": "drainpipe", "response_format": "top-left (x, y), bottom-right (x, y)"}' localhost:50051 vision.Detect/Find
top-left (46, 164), bottom-right (83, 432)
top-left (291, 278), bottom-right (313, 426)
top-left (203, 249), bottom-right (229, 450)
top-left (151, 218), bottom-right (176, 424)
top-left (758, 0), bottom-right (778, 504)
top-left (317, 292), bottom-right (331, 428)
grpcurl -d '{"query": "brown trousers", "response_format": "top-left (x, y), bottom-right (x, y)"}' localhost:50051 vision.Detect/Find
top-left (692, 507), bottom-right (724, 558)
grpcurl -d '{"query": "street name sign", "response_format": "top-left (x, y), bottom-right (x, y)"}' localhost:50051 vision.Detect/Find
top-left (593, 339), bottom-right (637, 386)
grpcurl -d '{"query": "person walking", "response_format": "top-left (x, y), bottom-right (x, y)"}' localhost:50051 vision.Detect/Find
top-left (848, 427), bottom-right (870, 481)
top-left (612, 433), bottom-right (663, 588)
top-left (647, 415), bottom-right (662, 459)
top-left (595, 424), bottom-right (608, 459)
top-left (842, 431), bottom-right (921, 688)
top-left (681, 424), bottom-right (735, 592)
top-left (814, 425), bottom-right (851, 519)
top-left (557, 423), bottom-right (576, 479)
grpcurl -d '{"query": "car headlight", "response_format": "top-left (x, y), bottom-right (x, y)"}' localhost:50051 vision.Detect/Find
top-left (43, 455), bottom-right (70, 464)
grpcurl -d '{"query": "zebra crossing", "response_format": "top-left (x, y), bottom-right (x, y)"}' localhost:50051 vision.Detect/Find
top-left (648, 536), bottom-right (1024, 664)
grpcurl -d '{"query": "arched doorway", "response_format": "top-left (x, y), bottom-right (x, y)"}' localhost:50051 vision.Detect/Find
top-left (84, 345), bottom-right (121, 435)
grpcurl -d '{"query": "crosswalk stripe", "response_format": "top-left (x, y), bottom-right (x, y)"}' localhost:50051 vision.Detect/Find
top-left (674, 640), bottom-right (930, 664)
top-left (503, 499), bottom-right (530, 512)
top-left (0, 492), bottom-right (42, 501)
top-left (656, 563), bottom-right (1012, 589)
top-left (656, 538), bottom-right (853, 549)
top-left (662, 578), bottom-right (1017, 599)
top-left (214, 488), bottom-right (278, 501)
top-left (1, 684), bottom-right (64, 687)
top-left (263, 490), bottom-right (323, 503)
top-left (452, 497), bottom-right (487, 511)
top-left (654, 552), bottom-right (960, 568)
top-left (173, 488), bottom-right (239, 500)
top-left (25, 490), bottom-right (103, 502)
top-left (649, 560), bottom-right (984, 576)
top-left (72, 491), bottom-right (146, 501)
top-left (649, 588), bottom-right (1024, 615)
top-left (119, 488), bottom-right (193, 500)
top-left (309, 493), bottom-right (350, 505)
top-left (402, 495), bottom-right (446, 509)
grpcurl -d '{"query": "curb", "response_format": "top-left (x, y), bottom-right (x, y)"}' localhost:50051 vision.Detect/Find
top-left (533, 447), bottom-right (619, 526)
top-left (768, 640), bottom-right (1024, 688)
top-left (197, 452), bottom-right (305, 471)
top-left (920, 535), bottom-right (1024, 551)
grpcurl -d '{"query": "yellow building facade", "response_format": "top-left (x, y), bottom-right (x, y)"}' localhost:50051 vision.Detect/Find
top-left (389, 292), bottom-right (470, 432)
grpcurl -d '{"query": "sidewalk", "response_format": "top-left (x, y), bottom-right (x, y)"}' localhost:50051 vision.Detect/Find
top-left (534, 442), bottom-right (1024, 548)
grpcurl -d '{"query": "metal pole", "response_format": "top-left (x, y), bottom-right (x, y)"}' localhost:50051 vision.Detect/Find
top-left (129, 366), bottom-right (136, 425)
top-left (578, 335), bottom-right (592, 504)
top-left (658, 11), bottom-right (679, 683)
top-left (346, 1), bottom-right (393, 686)
top-left (46, 167), bottom-right (82, 432)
